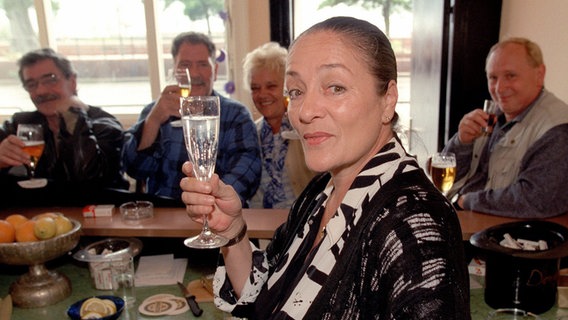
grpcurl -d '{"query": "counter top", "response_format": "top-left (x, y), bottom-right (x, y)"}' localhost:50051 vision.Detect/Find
top-left (2, 206), bottom-right (567, 241)
top-left (457, 210), bottom-right (568, 240)
top-left (2, 207), bottom-right (288, 240)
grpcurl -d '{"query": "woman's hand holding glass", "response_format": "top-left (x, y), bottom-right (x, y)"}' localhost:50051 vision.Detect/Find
top-left (180, 161), bottom-right (245, 243)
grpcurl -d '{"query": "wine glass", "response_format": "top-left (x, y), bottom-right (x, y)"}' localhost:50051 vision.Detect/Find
top-left (169, 67), bottom-right (191, 127)
top-left (429, 152), bottom-right (456, 196)
top-left (16, 124), bottom-right (48, 188)
top-left (483, 99), bottom-right (498, 136)
top-left (180, 95), bottom-right (229, 248)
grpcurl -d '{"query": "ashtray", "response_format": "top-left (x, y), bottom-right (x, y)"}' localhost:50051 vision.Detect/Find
top-left (119, 201), bottom-right (154, 221)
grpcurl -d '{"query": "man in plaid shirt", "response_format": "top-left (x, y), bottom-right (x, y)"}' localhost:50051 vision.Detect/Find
top-left (123, 32), bottom-right (261, 206)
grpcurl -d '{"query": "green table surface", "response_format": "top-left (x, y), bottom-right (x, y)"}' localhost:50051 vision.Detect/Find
top-left (1, 251), bottom-right (567, 319)
top-left (1, 244), bottom-right (227, 320)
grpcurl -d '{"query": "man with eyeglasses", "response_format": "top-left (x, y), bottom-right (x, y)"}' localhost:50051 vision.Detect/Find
top-left (0, 48), bottom-right (128, 207)
top-left (122, 32), bottom-right (261, 206)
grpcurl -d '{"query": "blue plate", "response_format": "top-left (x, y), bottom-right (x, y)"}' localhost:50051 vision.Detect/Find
top-left (67, 295), bottom-right (124, 320)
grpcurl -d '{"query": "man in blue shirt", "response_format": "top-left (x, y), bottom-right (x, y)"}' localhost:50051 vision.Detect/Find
top-left (123, 32), bottom-right (261, 206)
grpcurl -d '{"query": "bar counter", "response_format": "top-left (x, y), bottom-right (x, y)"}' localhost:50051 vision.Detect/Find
top-left (1, 207), bottom-right (568, 318)
top-left (2, 207), bottom-right (288, 240)
top-left (2, 206), bottom-right (567, 240)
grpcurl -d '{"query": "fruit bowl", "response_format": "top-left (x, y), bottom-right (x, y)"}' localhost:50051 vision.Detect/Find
top-left (0, 219), bottom-right (81, 308)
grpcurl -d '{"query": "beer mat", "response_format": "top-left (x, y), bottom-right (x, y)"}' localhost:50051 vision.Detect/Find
top-left (187, 279), bottom-right (214, 302)
top-left (138, 294), bottom-right (189, 316)
top-left (17, 178), bottom-right (47, 189)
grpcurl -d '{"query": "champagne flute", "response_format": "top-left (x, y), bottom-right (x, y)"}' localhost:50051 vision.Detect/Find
top-left (170, 68), bottom-right (191, 127)
top-left (181, 96), bottom-right (229, 248)
top-left (16, 124), bottom-right (48, 188)
top-left (429, 152), bottom-right (456, 195)
top-left (483, 99), bottom-right (498, 136)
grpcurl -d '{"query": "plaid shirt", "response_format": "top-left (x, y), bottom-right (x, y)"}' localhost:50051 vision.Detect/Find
top-left (123, 91), bottom-right (261, 205)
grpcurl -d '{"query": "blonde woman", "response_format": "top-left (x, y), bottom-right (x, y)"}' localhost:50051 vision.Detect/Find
top-left (243, 42), bottom-right (314, 209)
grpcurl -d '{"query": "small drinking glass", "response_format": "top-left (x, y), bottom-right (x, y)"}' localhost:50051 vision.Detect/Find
top-left (181, 96), bottom-right (229, 249)
top-left (429, 152), bottom-right (456, 195)
top-left (110, 256), bottom-right (136, 306)
top-left (483, 99), bottom-right (498, 136)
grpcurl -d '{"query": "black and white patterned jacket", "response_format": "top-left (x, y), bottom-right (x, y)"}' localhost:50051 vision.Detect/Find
top-left (215, 138), bottom-right (471, 320)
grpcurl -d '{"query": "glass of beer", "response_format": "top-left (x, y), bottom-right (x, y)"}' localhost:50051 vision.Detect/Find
top-left (430, 152), bottom-right (456, 195)
top-left (175, 67), bottom-right (191, 98)
top-left (483, 99), bottom-right (498, 136)
top-left (168, 68), bottom-right (191, 128)
top-left (16, 124), bottom-right (47, 188)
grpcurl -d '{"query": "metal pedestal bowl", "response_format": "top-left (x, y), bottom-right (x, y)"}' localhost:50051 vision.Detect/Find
top-left (0, 219), bottom-right (81, 308)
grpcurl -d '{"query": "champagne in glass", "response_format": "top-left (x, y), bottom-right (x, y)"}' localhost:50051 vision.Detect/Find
top-left (181, 96), bottom-right (228, 248)
top-left (430, 152), bottom-right (456, 195)
top-left (16, 124), bottom-right (47, 188)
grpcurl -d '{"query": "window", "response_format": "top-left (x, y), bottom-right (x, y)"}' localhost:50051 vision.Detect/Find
top-left (0, 0), bottom-right (411, 132)
top-left (0, 0), bottom-right (229, 128)
top-left (293, 0), bottom-right (413, 134)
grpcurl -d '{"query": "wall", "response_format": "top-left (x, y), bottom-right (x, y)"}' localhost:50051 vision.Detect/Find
top-left (500, 0), bottom-right (568, 103)
top-left (226, 0), bottom-right (270, 119)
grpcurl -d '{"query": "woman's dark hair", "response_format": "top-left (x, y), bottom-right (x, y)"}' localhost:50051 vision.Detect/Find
top-left (292, 16), bottom-right (397, 96)
top-left (17, 48), bottom-right (76, 83)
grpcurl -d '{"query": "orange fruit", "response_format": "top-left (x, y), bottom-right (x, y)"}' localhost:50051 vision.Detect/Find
top-left (33, 212), bottom-right (61, 220)
top-left (53, 215), bottom-right (73, 236)
top-left (5, 214), bottom-right (29, 229)
top-left (15, 220), bottom-right (39, 242)
top-left (34, 217), bottom-right (57, 240)
top-left (0, 220), bottom-right (16, 243)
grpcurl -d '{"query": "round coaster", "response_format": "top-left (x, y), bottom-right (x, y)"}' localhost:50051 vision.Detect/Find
top-left (17, 178), bottom-right (47, 189)
top-left (138, 294), bottom-right (189, 316)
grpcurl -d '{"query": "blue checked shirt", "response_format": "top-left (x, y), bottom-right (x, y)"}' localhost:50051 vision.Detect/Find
top-left (122, 91), bottom-right (261, 206)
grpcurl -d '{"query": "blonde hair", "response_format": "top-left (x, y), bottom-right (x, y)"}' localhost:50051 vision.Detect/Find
top-left (486, 37), bottom-right (544, 70)
top-left (242, 42), bottom-right (287, 92)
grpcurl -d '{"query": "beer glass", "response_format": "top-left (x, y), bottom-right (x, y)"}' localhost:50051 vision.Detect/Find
top-left (169, 67), bottom-right (191, 127)
top-left (430, 152), bottom-right (456, 195)
top-left (16, 124), bottom-right (47, 188)
top-left (483, 99), bottom-right (498, 136)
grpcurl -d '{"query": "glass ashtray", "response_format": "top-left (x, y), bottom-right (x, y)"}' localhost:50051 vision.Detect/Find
top-left (486, 308), bottom-right (542, 320)
top-left (119, 201), bottom-right (154, 221)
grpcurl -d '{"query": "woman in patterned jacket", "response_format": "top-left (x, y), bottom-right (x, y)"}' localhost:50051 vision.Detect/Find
top-left (180, 16), bottom-right (471, 319)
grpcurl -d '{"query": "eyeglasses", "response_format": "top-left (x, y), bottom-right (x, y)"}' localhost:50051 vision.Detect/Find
top-left (22, 73), bottom-right (60, 92)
